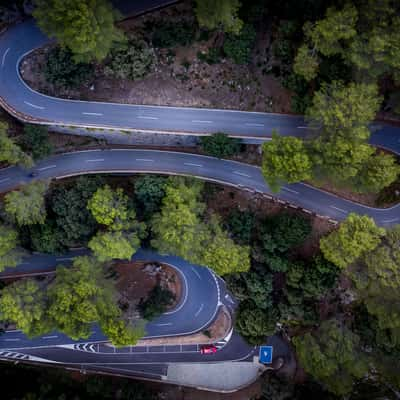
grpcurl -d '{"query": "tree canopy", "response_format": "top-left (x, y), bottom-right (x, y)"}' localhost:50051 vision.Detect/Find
top-left (261, 132), bottom-right (312, 192)
top-left (320, 213), bottom-right (385, 269)
top-left (0, 224), bottom-right (22, 271)
top-left (4, 181), bottom-right (48, 226)
top-left (293, 320), bottom-right (369, 395)
top-left (200, 133), bottom-right (242, 158)
top-left (194, 0), bottom-right (243, 34)
top-left (33, 0), bottom-right (125, 63)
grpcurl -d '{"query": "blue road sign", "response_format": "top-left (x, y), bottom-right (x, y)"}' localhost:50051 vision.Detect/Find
top-left (259, 346), bottom-right (273, 364)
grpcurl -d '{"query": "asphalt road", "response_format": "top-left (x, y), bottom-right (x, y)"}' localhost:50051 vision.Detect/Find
top-left (1, 19), bottom-right (400, 151)
top-left (0, 149), bottom-right (398, 226)
top-left (0, 248), bottom-right (228, 347)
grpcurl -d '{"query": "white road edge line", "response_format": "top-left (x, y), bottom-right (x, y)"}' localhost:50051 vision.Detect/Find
top-left (24, 101), bottom-right (44, 110)
top-left (184, 163), bottom-right (203, 167)
top-left (37, 164), bottom-right (57, 171)
top-left (330, 205), bottom-right (348, 214)
top-left (82, 112), bottom-right (103, 116)
top-left (1, 47), bottom-right (10, 67)
top-left (233, 171), bottom-right (251, 178)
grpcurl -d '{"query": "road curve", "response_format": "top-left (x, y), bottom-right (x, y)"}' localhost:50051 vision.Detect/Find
top-left (0, 248), bottom-right (227, 349)
top-left (0, 149), bottom-right (398, 226)
top-left (0, 19), bottom-right (399, 154)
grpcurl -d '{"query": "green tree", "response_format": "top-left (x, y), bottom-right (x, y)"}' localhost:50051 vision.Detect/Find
top-left (293, 320), bottom-right (369, 395)
top-left (0, 224), bottom-right (22, 272)
top-left (307, 81), bottom-right (381, 141)
top-left (348, 225), bottom-right (400, 350)
top-left (226, 209), bottom-right (255, 244)
top-left (87, 185), bottom-right (133, 230)
top-left (235, 301), bottom-right (277, 345)
top-left (194, 0), bottom-right (243, 34)
top-left (223, 24), bottom-right (256, 64)
top-left (33, 0), bottom-right (125, 63)
top-left (0, 279), bottom-right (51, 337)
top-left (355, 152), bottom-right (400, 194)
top-left (200, 133), bottom-right (242, 158)
top-left (4, 181), bottom-right (48, 226)
top-left (0, 121), bottom-right (32, 168)
top-left (101, 318), bottom-right (146, 347)
top-left (44, 46), bottom-right (94, 89)
top-left (28, 221), bottom-right (66, 254)
top-left (51, 176), bottom-right (102, 247)
top-left (134, 175), bottom-right (167, 216)
top-left (22, 125), bottom-right (52, 161)
top-left (320, 213), bottom-right (385, 269)
top-left (47, 256), bottom-right (117, 339)
top-left (201, 217), bottom-right (250, 275)
top-left (261, 132), bottom-right (312, 192)
top-left (293, 44), bottom-right (319, 81)
top-left (88, 230), bottom-right (140, 262)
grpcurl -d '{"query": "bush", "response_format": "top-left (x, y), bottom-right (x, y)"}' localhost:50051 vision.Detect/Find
top-left (134, 175), bottom-right (167, 216)
top-left (152, 21), bottom-right (195, 48)
top-left (44, 47), bottom-right (93, 89)
top-left (138, 285), bottom-right (175, 320)
top-left (226, 209), bottom-right (255, 244)
top-left (22, 124), bottom-right (53, 160)
top-left (197, 47), bottom-right (222, 64)
top-left (104, 41), bottom-right (156, 81)
top-left (200, 133), bottom-right (242, 158)
top-left (223, 24), bottom-right (256, 64)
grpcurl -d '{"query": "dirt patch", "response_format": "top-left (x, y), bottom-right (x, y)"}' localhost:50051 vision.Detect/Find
top-left (113, 261), bottom-right (182, 320)
top-left (20, 2), bottom-right (293, 114)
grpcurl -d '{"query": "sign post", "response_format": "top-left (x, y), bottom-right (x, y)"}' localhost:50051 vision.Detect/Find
top-left (259, 346), bottom-right (273, 364)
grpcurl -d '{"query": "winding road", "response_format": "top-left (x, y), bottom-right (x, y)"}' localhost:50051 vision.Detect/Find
top-left (0, 1), bottom-right (398, 388)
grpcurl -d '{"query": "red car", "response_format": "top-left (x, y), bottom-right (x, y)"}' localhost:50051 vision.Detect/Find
top-left (200, 345), bottom-right (217, 355)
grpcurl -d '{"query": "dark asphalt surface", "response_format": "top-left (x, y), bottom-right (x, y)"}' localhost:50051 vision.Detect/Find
top-left (0, 1), bottom-right (397, 382)
top-left (0, 248), bottom-right (224, 346)
top-left (0, 149), bottom-right (398, 226)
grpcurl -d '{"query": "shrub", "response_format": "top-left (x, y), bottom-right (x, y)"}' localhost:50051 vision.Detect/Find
top-left (104, 41), bottom-right (156, 81)
top-left (138, 285), bottom-right (175, 320)
top-left (44, 47), bottom-right (93, 89)
top-left (152, 21), bottom-right (195, 48)
top-left (223, 24), bottom-right (256, 64)
top-left (200, 133), bottom-right (242, 158)
top-left (22, 124), bottom-right (53, 160)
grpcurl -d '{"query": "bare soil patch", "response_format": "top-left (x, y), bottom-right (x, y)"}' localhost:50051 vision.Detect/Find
top-left (20, 2), bottom-right (293, 114)
top-left (113, 261), bottom-right (181, 319)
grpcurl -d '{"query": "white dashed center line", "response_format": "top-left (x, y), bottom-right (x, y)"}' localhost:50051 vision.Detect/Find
top-left (136, 158), bottom-right (154, 162)
top-left (137, 116), bottom-right (159, 120)
top-left (0, 177), bottom-right (10, 183)
top-left (85, 159), bottom-right (104, 162)
top-left (56, 257), bottom-right (74, 261)
top-left (195, 303), bottom-right (204, 317)
top-left (191, 120), bottom-right (213, 123)
top-left (297, 126), bottom-right (308, 129)
top-left (184, 163), bottom-right (203, 167)
top-left (282, 187), bottom-right (299, 195)
top-left (1, 47), bottom-right (10, 67)
top-left (233, 171), bottom-right (251, 178)
top-left (24, 101), bottom-right (44, 110)
top-left (382, 218), bottom-right (399, 223)
top-left (245, 123), bottom-right (264, 127)
top-left (330, 205), bottom-right (348, 214)
top-left (155, 323), bottom-right (172, 327)
top-left (38, 164), bottom-right (57, 171)
top-left (82, 112), bottom-right (103, 116)
top-left (191, 267), bottom-right (202, 279)
top-left (42, 335), bottom-right (58, 339)
top-left (4, 338), bottom-right (20, 342)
